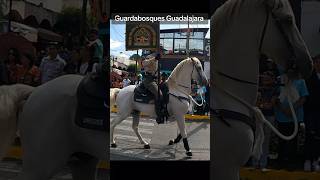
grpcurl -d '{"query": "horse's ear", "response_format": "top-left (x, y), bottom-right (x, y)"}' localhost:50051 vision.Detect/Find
top-left (265, 0), bottom-right (295, 23)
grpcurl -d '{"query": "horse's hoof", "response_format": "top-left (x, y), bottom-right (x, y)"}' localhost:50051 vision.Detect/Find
top-left (111, 143), bottom-right (117, 148)
top-left (168, 140), bottom-right (174, 145)
top-left (144, 144), bottom-right (150, 149)
top-left (186, 151), bottom-right (192, 156)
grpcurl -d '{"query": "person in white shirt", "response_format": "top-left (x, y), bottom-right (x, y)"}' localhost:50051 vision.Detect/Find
top-left (122, 77), bottom-right (131, 88)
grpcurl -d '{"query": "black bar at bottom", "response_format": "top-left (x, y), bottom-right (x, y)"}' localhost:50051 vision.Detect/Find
top-left (111, 161), bottom-right (210, 180)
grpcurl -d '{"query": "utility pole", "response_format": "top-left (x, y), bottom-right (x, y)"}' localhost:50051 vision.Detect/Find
top-left (7, 0), bottom-right (12, 32)
top-left (186, 19), bottom-right (190, 57)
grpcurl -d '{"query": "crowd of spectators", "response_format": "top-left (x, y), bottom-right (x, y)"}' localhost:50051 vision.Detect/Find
top-left (249, 54), bottom-right (320, 172)
top-left (0, 29), bottom-right (104, 87)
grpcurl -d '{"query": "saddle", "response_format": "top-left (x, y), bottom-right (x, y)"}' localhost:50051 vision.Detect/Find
top-left (133, 82), bottom-right (169, 105)
top-left (75, 72), bottom-right (108, 131)
top-left (134, 82), bottom-right (170, 123)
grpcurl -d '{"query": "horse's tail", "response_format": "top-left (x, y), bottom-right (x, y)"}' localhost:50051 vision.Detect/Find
top-left (110, 88), bottom-right (120, 109)
top-left (0, 84), bottom-right (34, 160)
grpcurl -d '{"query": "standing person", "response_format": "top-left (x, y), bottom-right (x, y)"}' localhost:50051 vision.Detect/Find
top-left (0, 57), bottom-right (8, 85)
top-left (304, 54), bottom-right (320, 172)
top-left (252, 71), bottom-right (278, 171)
top-left (274, 70), bottom-right (309, 169)
top-left (135, 73), bottom-right (143, 85)
top-left (190, 80), bottom-right (198, 114)
top-left (64, 48), bottom-right (80, 74)
top-left (16, 53), bottom-right (40, 86)
top-left (194, 84), bottom-right (206, 115)
top-left (78, 47), bottom-right (91, 75)
top-left (39, 45), bottom-right (65, 84)
top-left (204, 83), bottom-right (210, 115)
top-left (86, 29), bottom-right (104, 65)
top-left (6, 48), bottom-right (20, 84)
top-left (122, 76), bottom-right (131, 88)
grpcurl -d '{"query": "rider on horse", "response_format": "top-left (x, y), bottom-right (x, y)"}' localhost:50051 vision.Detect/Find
top-left (141, 53), bottom-right (165, 124)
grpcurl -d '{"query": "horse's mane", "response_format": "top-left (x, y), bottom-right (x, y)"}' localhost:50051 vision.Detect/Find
top-left (167, 58), bottom-right (192, 83)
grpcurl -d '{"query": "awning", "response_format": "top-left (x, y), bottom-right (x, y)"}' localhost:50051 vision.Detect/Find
top-left (0, 32), bottom-right (36, 59)
top-left (0, 21), bottom-right (63, 43)
top-left (0, 21), bottom-right (38, 42)
top-left (37, 28), bottom-right (63, 42)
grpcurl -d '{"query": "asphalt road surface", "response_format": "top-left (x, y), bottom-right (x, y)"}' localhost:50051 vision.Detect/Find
top-left (110, 113), bottom-right (210, 160)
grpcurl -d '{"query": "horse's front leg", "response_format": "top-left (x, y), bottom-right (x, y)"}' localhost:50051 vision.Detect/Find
top-left (132, 110), bottom-right (150, 149)
top-left (168, 133), bottom-right (182, 145)
top-left (176, 115), bottom-right (192, 156)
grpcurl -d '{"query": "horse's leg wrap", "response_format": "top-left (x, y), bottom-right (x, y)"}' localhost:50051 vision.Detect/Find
top-left (183, 138), bottom-right (190, 151)
top-left (174, 134), bottom-right (182, 144)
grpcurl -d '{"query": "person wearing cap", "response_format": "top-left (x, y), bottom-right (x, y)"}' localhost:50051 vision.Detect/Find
top-left (141, 53), bottom-right (165, 124)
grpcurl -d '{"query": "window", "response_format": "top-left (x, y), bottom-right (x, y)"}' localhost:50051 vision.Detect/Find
top-left (174, 32), bottom-right (188, 38)
top-left (160, 33), bottom-right (174, 38)
top-left (174, 39), bottom-right (187, 54)
top-left (162, 39), bottom-right (173, 55)
top-left (189, 39), bottom-right (204, 55)
top-left (190, 32), bottom-right (204, 39)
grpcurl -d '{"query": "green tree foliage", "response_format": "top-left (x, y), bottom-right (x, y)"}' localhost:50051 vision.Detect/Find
top-left (127, 64), bottom-right (141, 73)
top-left (53, 5), bottom-right (96, 46)
top-left (53, 7), bottom-right (82, 36)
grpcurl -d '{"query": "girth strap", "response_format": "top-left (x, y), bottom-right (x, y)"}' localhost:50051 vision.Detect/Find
top-left (211, 109), bottom-right (256, 132)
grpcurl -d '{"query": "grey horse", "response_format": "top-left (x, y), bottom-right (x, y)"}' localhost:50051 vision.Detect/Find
top-left (210, 0), bottom-right (313, 179)
top-left (0, 73), bottom-right (107, 180)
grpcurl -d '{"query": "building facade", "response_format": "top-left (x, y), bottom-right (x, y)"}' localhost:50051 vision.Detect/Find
top-left (142, 28), bottom-right (209, 72)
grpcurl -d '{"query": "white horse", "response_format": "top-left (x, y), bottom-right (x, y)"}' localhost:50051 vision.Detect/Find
top-left (110, 57), bottom-right (208, 156)
top-left (0, 74), bottom-right (107, 180)
top-left (210, 0), bottom-right (313, 179)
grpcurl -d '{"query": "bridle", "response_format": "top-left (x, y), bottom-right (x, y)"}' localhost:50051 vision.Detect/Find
top-left (210, 4), bottom-right (298, 142)
top-left (177, 57), bottom-right (204, 90)
top-left (211, 4), bottom-right (301, 158)
top-left (214, 5), bottom-right (297, 86)
top-left (171, 57), bottom-right (206, 106)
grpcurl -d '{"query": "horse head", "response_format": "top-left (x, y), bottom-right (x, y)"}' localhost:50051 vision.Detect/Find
top-left (189, 57), bottom-right (208, 87)
top-left (261, 0), bottom-right (313, 79)
top-left (167, 57), bottom-right (208, 94)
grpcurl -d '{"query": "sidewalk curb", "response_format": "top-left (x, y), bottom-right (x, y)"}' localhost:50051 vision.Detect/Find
top-left (111, 107), bottom-right (210, 121)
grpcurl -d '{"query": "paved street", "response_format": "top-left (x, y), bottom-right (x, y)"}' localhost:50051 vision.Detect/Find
top-left (0, 159), bottom-right (108, 180)
top-left (110, 113), bottom-right (210, 160)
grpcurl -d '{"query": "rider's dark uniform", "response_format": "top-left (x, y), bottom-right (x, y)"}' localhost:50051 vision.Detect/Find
top-left (141, 54), bottom-right (165, 124)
